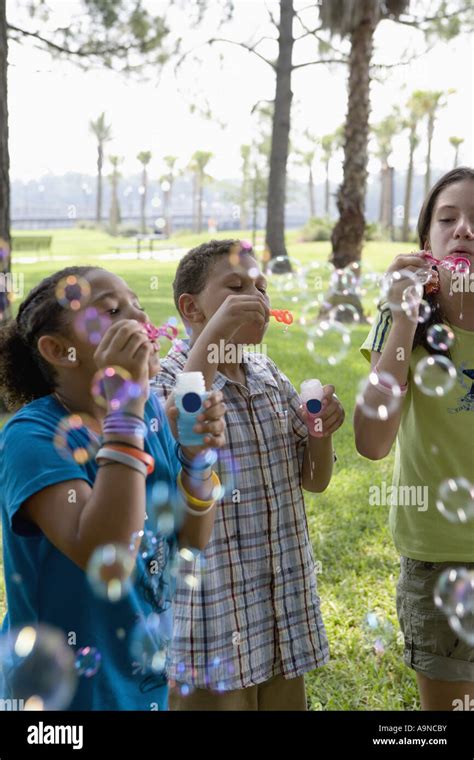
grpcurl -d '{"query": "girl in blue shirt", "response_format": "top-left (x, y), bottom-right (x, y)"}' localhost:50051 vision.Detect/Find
top-left (0, 265), bottom-right (225, 710)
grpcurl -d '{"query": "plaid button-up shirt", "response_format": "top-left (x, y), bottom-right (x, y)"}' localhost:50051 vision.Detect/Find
top-left (151, 341), bottom-right (329, 690)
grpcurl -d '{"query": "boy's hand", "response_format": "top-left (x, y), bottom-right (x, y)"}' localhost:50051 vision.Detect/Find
top-left (204, 294), bottom-right (270, 342)
top-left (299, 384), bottom-right (345, 437)
top-left (166, 390), bottom-right (226, 458)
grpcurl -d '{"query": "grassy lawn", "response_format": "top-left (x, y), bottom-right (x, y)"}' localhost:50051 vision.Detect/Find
top-left (0, 228), bottom-right (419, 710)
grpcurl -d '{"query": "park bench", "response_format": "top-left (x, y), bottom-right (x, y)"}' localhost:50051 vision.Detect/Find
top-left (11, 236), bottom-right (53, 252)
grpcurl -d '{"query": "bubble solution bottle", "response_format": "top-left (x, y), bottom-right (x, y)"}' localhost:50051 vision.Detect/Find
top-left (300, 379), bottom-right (324, 438)
top-left (175, 371), bottom-right (209, 446)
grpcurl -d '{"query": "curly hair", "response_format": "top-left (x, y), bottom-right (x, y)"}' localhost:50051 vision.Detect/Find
top-left (0, 266), bottom-right (102, 410)
top-left (172, 239), bottom-right (244, 312)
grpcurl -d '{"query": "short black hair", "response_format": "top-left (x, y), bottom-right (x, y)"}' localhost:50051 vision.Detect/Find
top-left (173, 238), bottom-right (248, 312)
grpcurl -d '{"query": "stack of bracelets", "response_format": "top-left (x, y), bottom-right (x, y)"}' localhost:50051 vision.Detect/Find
top-left (96, 411), bottom-right (154, 479)
top-left (175, 443), bottom-right (221, 517)
top-left (95, 411), bottom-right (222, 517)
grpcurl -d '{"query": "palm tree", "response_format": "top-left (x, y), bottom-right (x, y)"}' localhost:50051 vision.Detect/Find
top-left (401, 91), bottom-right (425, 241)
top-left (372, 111), bottom-right (400, 235)
top-left (189, 151), bottom-right (213, 233)
top-left (321, 131), bottom-right (341, 218)
top-left (319, 0), bottom-right (411, 269)
top-left (295, 133), bottom-right (318, 220)
top-left (240, 144), bottom-right (251, 229)
top-left (161, 155), bottom-right (177, 235)
top-left (89, 113), bottom-right (112, 225)
top-left (137, 150), bottom-right (152, 234)
top-left (449, 136), bottom-right (464, 169)
top-left (109, 156), bottom-right (122, 237)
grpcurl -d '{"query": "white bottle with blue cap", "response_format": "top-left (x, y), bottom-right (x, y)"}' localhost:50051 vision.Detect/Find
top-left (175, 371), bottom-right (209, 446)
top-left (300, 379), bottom-right (324, 438)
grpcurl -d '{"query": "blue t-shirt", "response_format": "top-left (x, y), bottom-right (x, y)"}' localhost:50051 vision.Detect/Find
top-left (0, 393), bottom-right (181, 711)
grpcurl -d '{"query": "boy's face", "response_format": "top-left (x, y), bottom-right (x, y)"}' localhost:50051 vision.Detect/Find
top-left (194, 252), bottom-right (270, 345)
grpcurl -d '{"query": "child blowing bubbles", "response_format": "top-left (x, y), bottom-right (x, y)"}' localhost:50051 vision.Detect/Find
top-left (0, 266), bottom-right (226, 711)
top-left (355, 168), bottom-right (474, 710)
top-left (152, 240), bottom-right (345, 711)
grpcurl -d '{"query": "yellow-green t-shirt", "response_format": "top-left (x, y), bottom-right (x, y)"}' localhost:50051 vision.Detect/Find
top-left (361, 311), bottom-right (474, 562)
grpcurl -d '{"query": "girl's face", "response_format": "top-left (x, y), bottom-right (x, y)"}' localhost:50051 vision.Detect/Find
top-left (69, 270), bottom-right (160, 379)
top-left (426, 179), bottom-right (474, 262)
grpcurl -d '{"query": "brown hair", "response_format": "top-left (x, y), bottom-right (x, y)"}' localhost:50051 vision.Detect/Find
top-left (0, 266), bottom-right (102, 410)
top-left (172, 238), bottom-right (243, 312)
top-left (412, 167), bottom-right (474, 354)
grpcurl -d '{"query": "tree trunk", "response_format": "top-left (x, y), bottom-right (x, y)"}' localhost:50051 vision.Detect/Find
top-left (265, 0), bottom-right (294, 268)
top-left (402, 132), bottom-right (415, 241)
top-left (109, 175), bottom-right (119, 236)
top-left (378, 165), bottom-right (385, 224)
top-left (425, 115), bottom-right (434, 195)
top-left (167, 179), bottom-right (173, 235)
top-left (96, 143), bottom-right (103, 224)
top-left (325, 160), bottom-right (330, 217)
top-left (453, 146), bottom-right (458, 170)
top-left (0, 0), bottom-right (11, 322)
top-left (330, 0), bottom-right (376, 269)
top-left (140, 166), bottom-right (147, 234)
top-left (192, 173), bottom-right (197, 232)
top-left (252, 177), bottom-right (258, 247)
top-left (197, 175), bottom-right (203, 234)
top-left (308, 164), bottom-right (315, 218)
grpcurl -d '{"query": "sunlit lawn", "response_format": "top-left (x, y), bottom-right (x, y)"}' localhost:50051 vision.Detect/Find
top-left (0, 227), bottom-right (419, 710)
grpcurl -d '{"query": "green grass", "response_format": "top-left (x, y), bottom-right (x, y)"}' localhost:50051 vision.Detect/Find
top-left (0, 228), bottom-right (419, 709)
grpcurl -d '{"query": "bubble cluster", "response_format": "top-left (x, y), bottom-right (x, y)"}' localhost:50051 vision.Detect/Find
top-left (55, 274), bottom-right (91, 311)
top-left (362, 612), bottom-right (395, 656)
top-left (91, 366), bottom-right (144, 410)
top-left (53, 413), bottom-right (100, 464)
top-left (436, 478), bottom-right (474, 524)
top-left (434, 567), bottom-right (474, 645)
top-left (0, 624), bottom-right (77, 710)
top-left (87, 543), bottom-right (135, 602)
top-left (75, 646), bottom-right (102, 678)
top-left (413, 355), bottom-right (457, 397)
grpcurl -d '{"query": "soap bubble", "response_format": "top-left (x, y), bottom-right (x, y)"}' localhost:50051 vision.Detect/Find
top-left (327, 303), bottom-right (361, 326)
top-left (329, 268), bottom-right (357, 295)
top-left (91, 365), bottom-right (144, 410)
top-left (436, 478), bottom-right (474, 524)
top-left (363, 612), bottom-right (394, 656)
top-left (299, 300), bottom-right (325, 330)
top-left (306, 320), bottom-right (351, 366)
top-left (0, 624), bottom-right (77, 710)
top-left (55, 274), bottom-right (91, 311)
top-left (380, 269), bottom-right (421, 312)
top-left (130, 529), bottom-right (159, 560)
top-left (434, 568), bottom-right (474, 646)
top-left (356, 370), bottom-right (403, 421)
top-left (426, 324), bottom-right (455, 352)
top-left (75, 647), bottom-right (101, 678)
top-left (87, 543), bottom-right (135, 602)
top-left (74, 307), bottom-right (112, 346)
top-left (413, 355), bottom-right (457, 397)
top-left (130, 613), bottom-right (171, 674)
top-left (53, 413), bottom-right (100, 464)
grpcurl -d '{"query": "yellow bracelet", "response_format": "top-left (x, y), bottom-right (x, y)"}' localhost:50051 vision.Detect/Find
top-left (177, 470), bottom-right (221, 510)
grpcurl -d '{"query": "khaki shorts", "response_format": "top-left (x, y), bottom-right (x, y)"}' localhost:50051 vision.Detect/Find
top-left (396, 557), bottom-right (474, 682)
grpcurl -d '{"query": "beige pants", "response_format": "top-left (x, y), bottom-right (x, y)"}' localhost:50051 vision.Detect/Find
top-left (169, 673), bottom-right (307, 711)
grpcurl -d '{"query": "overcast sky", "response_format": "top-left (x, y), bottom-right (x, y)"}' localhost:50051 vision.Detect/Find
top-left (7, 0), bottom-right (473, 183)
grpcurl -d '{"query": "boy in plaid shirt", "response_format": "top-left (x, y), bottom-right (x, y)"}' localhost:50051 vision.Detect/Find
top-left (152, 239), bottom-right (345, 710)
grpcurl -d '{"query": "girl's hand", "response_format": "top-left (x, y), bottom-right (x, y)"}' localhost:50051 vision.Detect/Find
top-left (93, 319), bottom-right (154, 410)
top-left (167, 390), bottom-right (227, 459)
top-left (299, 385), bottom-right (345, 437)
top-left (384, 252), bottom-right (437, 318)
